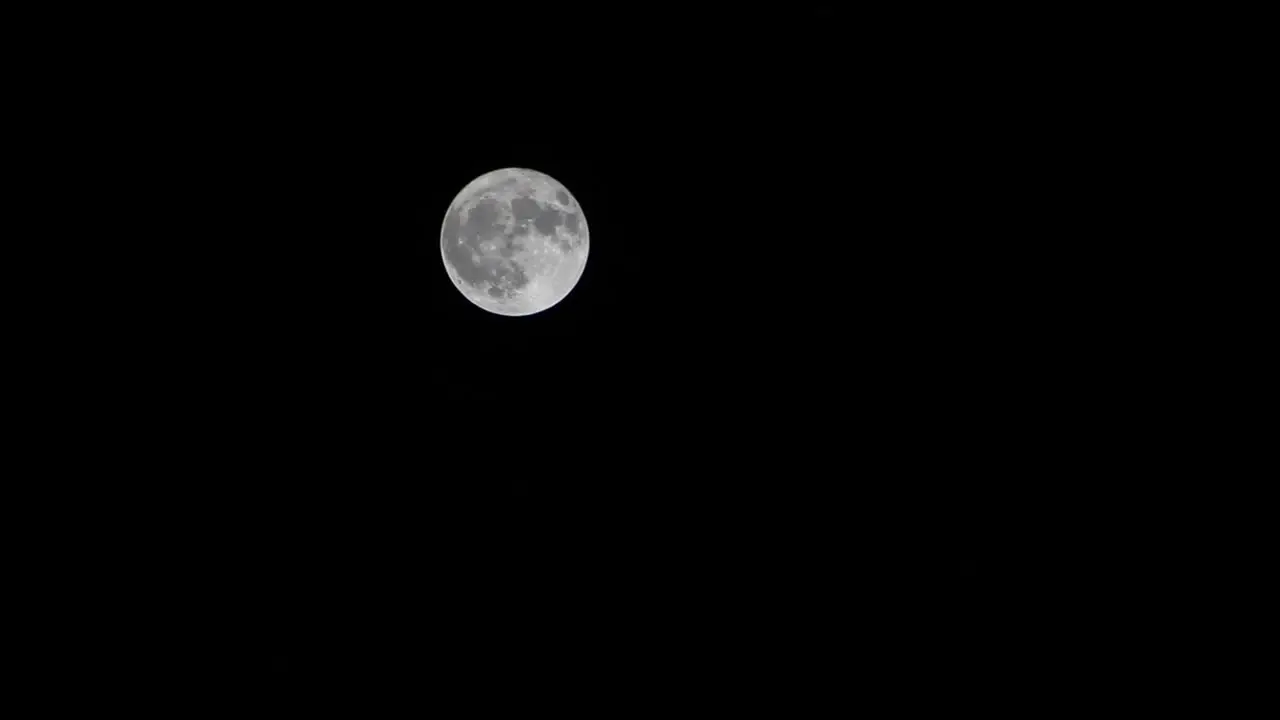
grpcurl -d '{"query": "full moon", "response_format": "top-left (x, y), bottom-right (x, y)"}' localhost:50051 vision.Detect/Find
top-left (440, 168), bottom-right (589, 316)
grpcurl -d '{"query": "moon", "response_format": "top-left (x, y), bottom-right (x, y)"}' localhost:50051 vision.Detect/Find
top-left (440, 168), bottom-right (589, 316)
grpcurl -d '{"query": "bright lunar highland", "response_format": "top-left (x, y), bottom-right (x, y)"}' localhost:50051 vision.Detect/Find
top-left (440, 168), bottom-right (589, 316)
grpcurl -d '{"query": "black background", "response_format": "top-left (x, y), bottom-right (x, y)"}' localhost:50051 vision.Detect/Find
top-left (39, 5), bottom-right (1085, 703)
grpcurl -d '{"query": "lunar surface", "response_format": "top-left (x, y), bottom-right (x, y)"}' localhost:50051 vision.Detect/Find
top-left (440, 168), bottom-right (589, 316)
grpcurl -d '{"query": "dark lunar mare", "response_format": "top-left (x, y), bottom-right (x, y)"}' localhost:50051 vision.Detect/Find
top-left (510, 194), bottom-right (576, 252)
top-left (512, 195), bottom-right (565, 237)
top-left (510, 196), bottom-right (541, 222)
top-left (442, 200), bottom-right (530, 297)
top-left (461, 199), bottom-right (502, 244)
top-left (563, 213), bottom-right (580, 234)
top-left (533, 204), bottom-right (563, 235)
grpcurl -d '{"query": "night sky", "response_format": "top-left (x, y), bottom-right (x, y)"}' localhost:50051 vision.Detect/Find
top-left (56, 5), bottom-right (1070, 703)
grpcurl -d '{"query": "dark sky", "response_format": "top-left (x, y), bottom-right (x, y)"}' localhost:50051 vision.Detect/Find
top-left (57, 5), bottom-right (1072, 700)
